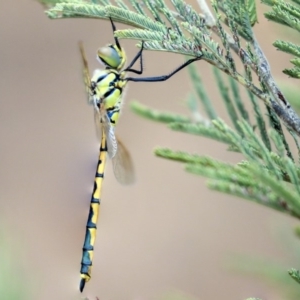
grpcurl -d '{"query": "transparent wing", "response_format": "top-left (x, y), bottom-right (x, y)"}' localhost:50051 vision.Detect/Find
top-left (101, 111), bottom-right (118, 159)
top-left (94, 107), bottom-right (118, 159)
top-left (112, 137), bottom-right (135, 185)
top-left (95, 109), bottom-right (135, 184)
top-left (79, 41), bottom-right (93, 103)
top-left (93, 107), bottom-right (103, 143)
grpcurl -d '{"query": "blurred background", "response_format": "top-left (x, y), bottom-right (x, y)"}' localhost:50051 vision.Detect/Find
top-left (0, 1), bottom-right (299, 299)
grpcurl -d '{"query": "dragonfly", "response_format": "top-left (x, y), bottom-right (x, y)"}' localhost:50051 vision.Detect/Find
top-left (79, 18), bottom-right (203, 292)
top-left (79, 38), bottom-right (135, 293)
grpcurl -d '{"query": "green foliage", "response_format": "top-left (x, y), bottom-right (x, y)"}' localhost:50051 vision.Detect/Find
top-left (40, 0), bottom-right (300, 135)
top-left (264, 0), bottom-right (300, 78)
top-left (246, 0), bottom-right (258, 26)
top-left (37, 0), bottom-right (300, 298)
top-left (186, 63), bottom-right (217, 120)
top-left (289, 268), bottom-right (300, 284)
top-left (131, 101), bottom-right (190, 123)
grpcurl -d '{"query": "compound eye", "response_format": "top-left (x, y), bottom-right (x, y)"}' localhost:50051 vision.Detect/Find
top-left (97, 45), bottom-right (122, 69)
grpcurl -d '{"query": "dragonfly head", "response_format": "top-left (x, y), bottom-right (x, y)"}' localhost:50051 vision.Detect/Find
top-left (97, 44), bottom-right (126, 71)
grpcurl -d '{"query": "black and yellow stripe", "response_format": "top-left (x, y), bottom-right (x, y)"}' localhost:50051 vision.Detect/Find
top-left (80, 130), bottom-right (107, 292)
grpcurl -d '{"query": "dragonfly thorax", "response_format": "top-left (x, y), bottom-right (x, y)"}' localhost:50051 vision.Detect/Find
top-left (91, 69), bottom-right (127, 111)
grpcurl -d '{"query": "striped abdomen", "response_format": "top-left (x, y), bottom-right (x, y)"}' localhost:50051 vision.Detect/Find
top-left (80, 131), bottom-right (107, 292)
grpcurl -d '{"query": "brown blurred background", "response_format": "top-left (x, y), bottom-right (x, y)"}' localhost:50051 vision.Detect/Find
top-left (0, 1), bottom-right (299, 299)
